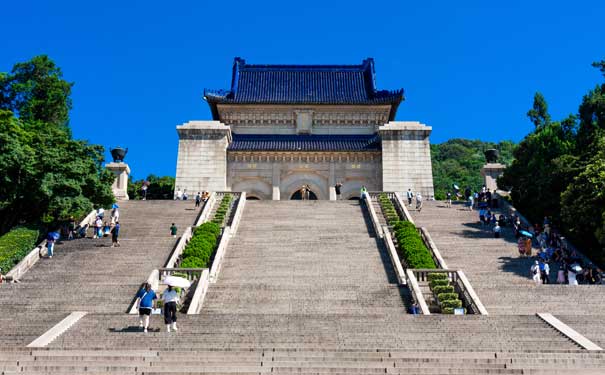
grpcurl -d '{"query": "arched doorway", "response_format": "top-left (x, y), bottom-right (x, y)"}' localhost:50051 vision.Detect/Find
top-left (290, 189), bottom-right (318, 200)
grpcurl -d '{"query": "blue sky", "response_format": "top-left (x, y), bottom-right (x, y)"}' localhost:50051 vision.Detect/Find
top-left (2, 0), bottom-right (604, 179)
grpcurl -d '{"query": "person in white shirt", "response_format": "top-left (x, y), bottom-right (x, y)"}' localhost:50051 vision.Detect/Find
top-left (162, 286), bottom-right (180, 332)
top-left (493, 223), bottom-right (501, 238)
top-left (530, 261), bottom-right (541, 284)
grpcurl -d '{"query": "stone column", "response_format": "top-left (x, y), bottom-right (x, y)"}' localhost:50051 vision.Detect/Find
top-left (481, 163), bottom-right (505, 192)
top-left (329, 161), bottom-right (336, 200)
top-left (175, 121), bottom-right (231, 193)
top-left (272, 163), bottom-right (281, 200)
top-left (105, 162), bottom-right (130, 200)
top-left (379, 122), bottom-right (434, 197)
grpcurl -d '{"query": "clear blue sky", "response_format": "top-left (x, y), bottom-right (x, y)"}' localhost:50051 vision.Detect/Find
top-left (2, 0), bottom-right (604, 179)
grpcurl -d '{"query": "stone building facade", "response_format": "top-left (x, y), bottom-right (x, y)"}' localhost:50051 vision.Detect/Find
top-left (175, 58), bottom-right (434, 199)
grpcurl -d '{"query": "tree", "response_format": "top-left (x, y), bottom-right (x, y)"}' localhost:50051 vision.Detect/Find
top-left (128, 175), bottom-right (176, 200)
top-left (0, 56), bottom-right (113, 233)
top-left (527, 92), bottom-right (552, 129)
top-left (0, 55), bottom-right (73, 128)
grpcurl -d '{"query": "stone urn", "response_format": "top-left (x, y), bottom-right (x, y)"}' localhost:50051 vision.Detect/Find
top-left (110, 147), bottom-right (128, 163)
top-left (484, 149), bottom-right (499, 163)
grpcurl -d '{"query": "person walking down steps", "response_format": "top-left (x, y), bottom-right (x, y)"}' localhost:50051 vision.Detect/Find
top-left (170, 223), bottom-right (178, 238)
top-left (111, 221), bottom-right (120, 247)
top-left (162, 286), bottom-right (180, 332)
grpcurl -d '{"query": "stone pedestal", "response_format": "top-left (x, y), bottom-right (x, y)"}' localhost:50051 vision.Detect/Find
top-left (481, 163), bottom-right (505, 192)
top-left (106, 162), bottom-right (130, 200)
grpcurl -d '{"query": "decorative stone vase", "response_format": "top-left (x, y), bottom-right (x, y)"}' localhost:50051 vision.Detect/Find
top-left (110, 147), bottom-right (128, 163)
top-left (484, 149), bottom-right (499, 163)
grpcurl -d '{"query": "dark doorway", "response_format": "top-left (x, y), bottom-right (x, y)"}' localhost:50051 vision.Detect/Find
top-left (246, 196), bottom-right (260, 200)
top-left (348, 196), bottom-right (360, 200)
top-left (290, 189), bottom-right (318, 200)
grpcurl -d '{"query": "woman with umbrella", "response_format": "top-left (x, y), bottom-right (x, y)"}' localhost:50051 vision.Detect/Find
top-left (162, 275), bottom-right (190, 332)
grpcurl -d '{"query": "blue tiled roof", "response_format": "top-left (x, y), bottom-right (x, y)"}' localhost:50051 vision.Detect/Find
top-left (228, 134), bottom-right (381, 152)
top-left (205, 58), bottom-right (404, 120)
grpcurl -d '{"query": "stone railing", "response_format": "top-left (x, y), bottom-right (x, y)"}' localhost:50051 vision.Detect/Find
top-left (418, 227), bottom-right (448, 270)
top-left (363, 194), bottom-right (383, 238)
top-left (6, 209), bottom-right (98, 280)
top-left (412, 269), bottom-right (488, 315)
top-left (405, 269), bottom-right (430, 315)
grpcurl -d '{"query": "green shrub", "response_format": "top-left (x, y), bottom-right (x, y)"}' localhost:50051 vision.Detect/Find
top-left (197, 222), bottom-right (220, 238)
top-left (183, 239), bottom-right (213, 262)
top-left (427, 273), bottom-right (448, 281)
top-left (442, 307), bottom-right (455, 314)
top-left (0, 227), bottom-right (40, 272)
top-left (429, 279), bottom-right (449, 288)
top-left (179, 256), bottom-right (205, 268)
top-left (432, 285), bottom-right (455, 295)
top-left (441, 299), bottom-right (462, 309)
top-left (437, 293), bottom-right (459, 302)
top-left (394, 223), bottom-right (436, 269)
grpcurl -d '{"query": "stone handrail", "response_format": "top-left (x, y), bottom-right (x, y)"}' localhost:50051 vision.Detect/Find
top-left (405, 269), bottom-right (430, 315)
top-left (363, 194), bottom-right (383, 238)
top-left (187, 269), bottom-right (210, 314)
top-left (382, 226), bottom-right (406, 285)
top-left (229, 192), bottom-right (246, 236)
top-left (393, 192), bottom-right (416, 226)
top-left (7, 209), bottom-right (97, 280)
top-left (209, 226), bottom-right (231, 283)
top-left (412, 269), bottom-right (487, 315)
top-left (418, 227), bottom-right (448, 269)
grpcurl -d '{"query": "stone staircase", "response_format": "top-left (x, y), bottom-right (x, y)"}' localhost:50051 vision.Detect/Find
top-left (3, 199), bottom-right (605, 374)
top-left (0, 200), bottom-right (201, 347)
top-left (407, 200), bottom-right (605, 316)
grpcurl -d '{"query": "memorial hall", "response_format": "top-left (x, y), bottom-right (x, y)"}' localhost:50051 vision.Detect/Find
top-left (175, 58), bottom-right (434, 199)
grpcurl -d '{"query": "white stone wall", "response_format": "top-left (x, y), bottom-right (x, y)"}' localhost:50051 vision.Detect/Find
top-left (175, 121), bottom-right (231, 194)
top-left (379, 122), bottom-right (435, 198)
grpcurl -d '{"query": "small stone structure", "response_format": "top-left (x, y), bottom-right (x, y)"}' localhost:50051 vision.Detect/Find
top-left (175, 58), bottom-right (434, 199)
top-left (480, 150), bottom-right (505, 191)
top-left (106, 162), bottom-right (130, 200)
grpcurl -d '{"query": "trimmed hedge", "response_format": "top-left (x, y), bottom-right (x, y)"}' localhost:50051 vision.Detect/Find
top-left (394, 222), bottom-right (436, 269)
top-left (429, 279), bottom-right (449, 288)
top-left (427, 273), bottom-right (448, 281)
top-left (433, 285), bottom-right (455, 295)
top-left (179, 220), bottom-right (222, 269)
top-left (441, 299), bottom-right (462, 309)
top-left (211, 194), bottom-right (233, 225)
top-left (437, 292), bottom-right (459, 301)
top-left (0, 227), bottom-right (40, 273)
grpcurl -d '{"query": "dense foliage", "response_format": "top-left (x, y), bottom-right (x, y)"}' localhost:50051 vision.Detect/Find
top-left (500, 61), bottom-right (605, 264)
top-left (179, 222), bottom-right (221, 268)
top-left (212, 194), bottom-right (233, 226)
top-left (0, 227), bottom-right (39, 273)
top-left (0, 56), bottom-right (114, 234)
top-left (431, 139), bottom-right (515, 199)
top-left (127, 175), bottom-right (175, 200)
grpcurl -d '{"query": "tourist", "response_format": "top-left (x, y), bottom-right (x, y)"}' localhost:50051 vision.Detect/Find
top-left (46, 235), bottom-right (55, 258)
top-left (467, 195), bottom-right (474, 211)
top-left (493, 222), bottom-right (501, 238)
top-left (485, 190), bottom-right (492, 208)
top-left (93, 216), bottom-right (103, 239)
top-left (415, 192), bottom-right (423, 212)
top-left (360, 186), bottom-right (368, 200)
top-left (557, 265), bottom-right (566, 284)
top-left (540, 260), bottom-right (550, 284)
top-left (406, 189), bottom-right (414, 205)
top-left (182, 190), bottom-right (188, 200)
top-left (162, 285), bottom-right (180, 332)
top-left (479, 208), bottom-right (486, 225)
top-left (67, 217), bottom-right (76, 240)
top-left (136, 283), bottom-right (157, 333)
top-left (568, 267), bottom-right (579, 286)
top-left (305, 185), bottom-right (311, 200)
top-left (202, 191), bottom-right (209, 201)
top-left (446, 191), bottom-right (452, 208)
top-left (97, 207), bottom-right (105, 220)
top-left (524, 237), bottom-right (532, 257)
top-left (141, 184), bottom-right (148, 200)
top-left (195, 192), bottom-right (201, 207)
top-left (103, 221), bottom-right (111, 237)
top-left (170, 223), bottom-right (178, 238)
top-left (111, 221), bottom-right (120, 247)
top-left (530, 261), bottom-right (541, 284)
top-left (335, 182), bottom-right (342, 200)
top-left (300, 186), bottom-right (307, 200)
top-left (110, 205), bottom-right (120, 225)
top-left (175, 189), bottom-right (183, 200)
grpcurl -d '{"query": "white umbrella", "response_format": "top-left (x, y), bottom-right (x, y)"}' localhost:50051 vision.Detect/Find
top-left (162, 275), bottom-right (191, 288)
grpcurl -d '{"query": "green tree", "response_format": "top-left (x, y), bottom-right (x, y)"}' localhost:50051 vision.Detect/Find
top-left (527, 92), bottom-right (552, 129)
top-left (0, 56), bottom-right (114, 233)
top-left (128, 175), bottom-right (176, 200)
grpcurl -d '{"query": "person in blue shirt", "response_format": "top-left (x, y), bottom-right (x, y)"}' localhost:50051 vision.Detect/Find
top-left (136, 283), bottom-right (157, 332)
